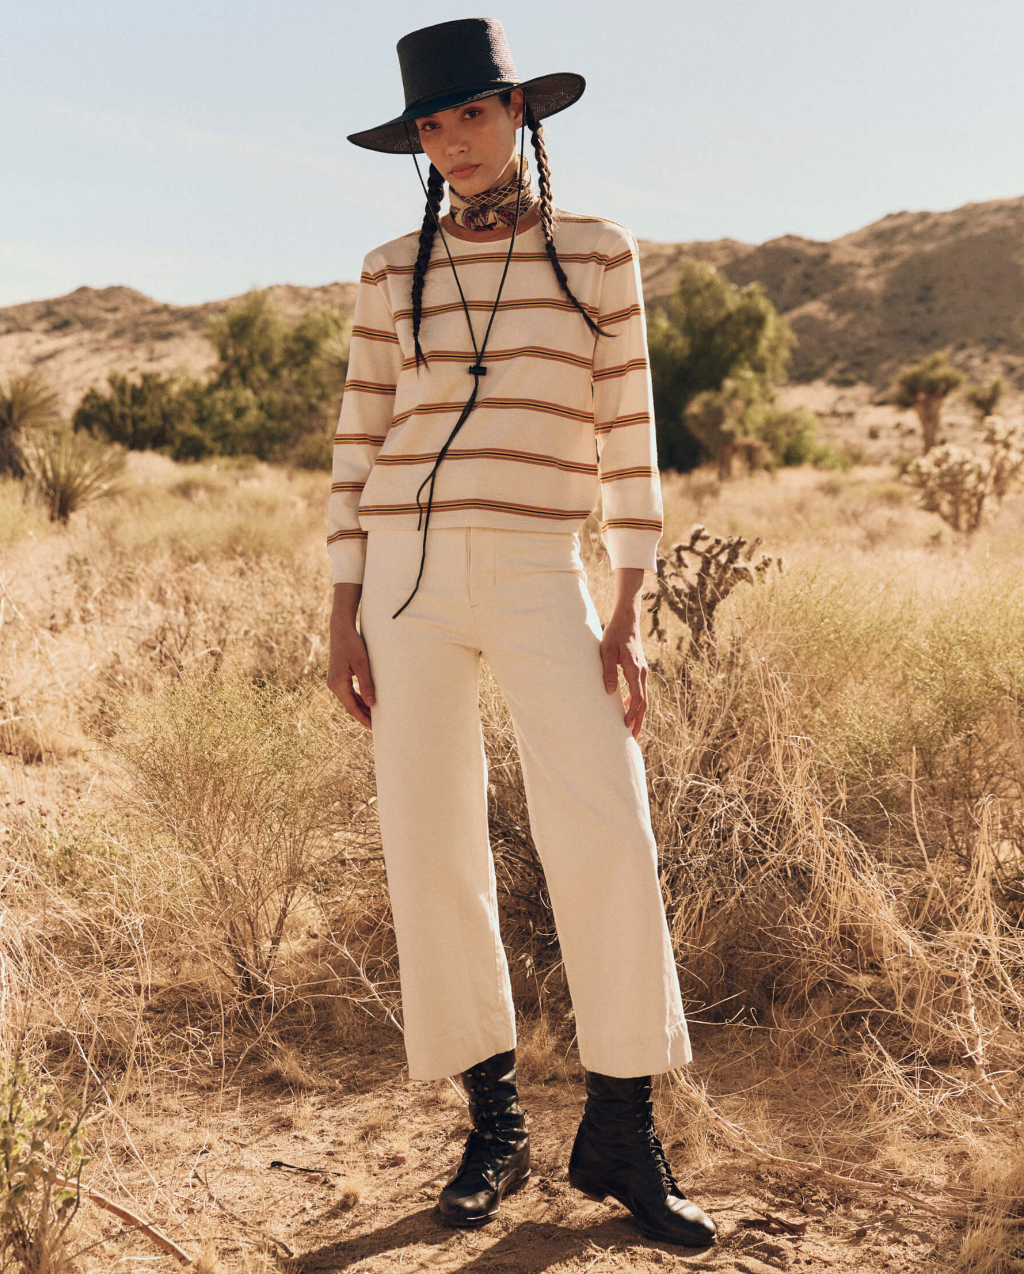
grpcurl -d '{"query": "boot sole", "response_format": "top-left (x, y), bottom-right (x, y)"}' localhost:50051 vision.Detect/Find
top-left (569, 1170), bottom-right (715, 1247)
top-left (437, 1167), bottom-right (531, 1228)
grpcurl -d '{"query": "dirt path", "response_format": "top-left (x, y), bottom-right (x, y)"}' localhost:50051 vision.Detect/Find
top-left (108, 1037), bottom-right (959, 1273)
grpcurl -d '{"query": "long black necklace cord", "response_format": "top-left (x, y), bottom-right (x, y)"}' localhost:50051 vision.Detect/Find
top-left (390, 113), bottom-right (528, 619)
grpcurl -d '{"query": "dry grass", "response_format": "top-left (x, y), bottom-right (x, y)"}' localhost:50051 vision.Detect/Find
top-left (5, 458), bottom-right (1024, 1267)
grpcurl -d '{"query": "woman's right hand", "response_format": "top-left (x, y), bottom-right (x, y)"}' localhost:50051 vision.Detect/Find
top-left (327, 583), bottom-right (376, 729)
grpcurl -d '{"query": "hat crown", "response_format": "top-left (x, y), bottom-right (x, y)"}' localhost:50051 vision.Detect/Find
top-left (396, 17), bottom-right (519, 112)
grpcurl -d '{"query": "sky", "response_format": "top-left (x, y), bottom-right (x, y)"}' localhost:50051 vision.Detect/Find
top-left (3, 0), bottom-right (1023, 307)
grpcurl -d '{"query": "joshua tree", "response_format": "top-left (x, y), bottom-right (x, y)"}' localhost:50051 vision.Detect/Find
top-left (0, 372), bottom-right (61, 478)
top-left (894, 352), bottom-right (965, 453)
top-left (966, 375), bottom-right (1005, 422)
top-left (683, 376), bottom-right (767, 480)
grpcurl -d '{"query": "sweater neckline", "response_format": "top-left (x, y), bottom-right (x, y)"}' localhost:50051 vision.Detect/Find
top-left (438, 219), bottom-right (545, 256)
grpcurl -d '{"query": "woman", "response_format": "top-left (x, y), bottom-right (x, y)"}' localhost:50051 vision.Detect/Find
top-left (327, 17), bottom-right (715, 1248)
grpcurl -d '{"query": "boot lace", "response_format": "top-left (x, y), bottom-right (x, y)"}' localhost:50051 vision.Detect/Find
top-left (632, 1092), bottom-right (681, 1196)
top-left (643, 1121), bottom-right (680, 1193)
top-left (459, 1128), bottom-right (499, 1179)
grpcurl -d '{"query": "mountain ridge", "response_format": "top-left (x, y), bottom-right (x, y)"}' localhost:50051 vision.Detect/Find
top-left (2, 194), bottom-right (1021, 413)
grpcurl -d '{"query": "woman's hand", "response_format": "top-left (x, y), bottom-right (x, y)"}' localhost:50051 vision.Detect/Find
top-left (600, 567), bottom-right (649, 740)
top-left (327, 583), bottom-right (375, 729)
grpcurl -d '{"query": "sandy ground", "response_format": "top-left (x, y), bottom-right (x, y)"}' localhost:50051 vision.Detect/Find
top-left (86, 1027), bottom-right (960, 1273)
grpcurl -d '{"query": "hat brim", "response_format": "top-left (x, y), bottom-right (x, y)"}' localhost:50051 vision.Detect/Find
top-left (347, 72), bottom-right (586, 154)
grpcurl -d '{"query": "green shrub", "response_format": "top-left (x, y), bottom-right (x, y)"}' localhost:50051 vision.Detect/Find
top-left (0, 1063), bottom-right (87, 1274)
top-left (73, 291), bottom-right (349, 466)
top-left (648, 259), bottom-right (793, 473)
top-left (73, 371), bottom-right (196, 454)
top-left (755, 403), bottom-right (852, 469)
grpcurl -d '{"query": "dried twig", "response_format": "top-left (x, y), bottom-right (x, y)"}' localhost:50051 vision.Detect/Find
top-left (52, 1173), bottom-right (193, 1267)
top-left (958, 953), bottom-right (1010, 1110)
top-left (197, 1169), bottom-right (294, 1258)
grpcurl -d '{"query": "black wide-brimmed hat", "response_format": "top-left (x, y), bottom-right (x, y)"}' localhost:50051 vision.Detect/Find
top-left (347, 17), bottom-right (585, 154)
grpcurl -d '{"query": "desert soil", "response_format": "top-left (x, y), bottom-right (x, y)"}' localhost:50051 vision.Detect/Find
top-left (92, 1029), bottom-right (959, 1273)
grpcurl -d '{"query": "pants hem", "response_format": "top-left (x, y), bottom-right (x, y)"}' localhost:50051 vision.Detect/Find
top-left (576, 1018), bottom-right (692, 1077)
top-left (404, 1018), bottom-right (517, 1082)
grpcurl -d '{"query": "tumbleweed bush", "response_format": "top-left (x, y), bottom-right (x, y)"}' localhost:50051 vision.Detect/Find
top-left (109, 662), bottom-right (355, 1010)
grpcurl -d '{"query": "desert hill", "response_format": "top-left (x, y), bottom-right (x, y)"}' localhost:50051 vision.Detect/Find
top-left (641, 194), bottom-right (1024, 386)
top-left (0, 282), bottom-right (358, 415)
top-left (1, 193), bottom-right (1022, 414)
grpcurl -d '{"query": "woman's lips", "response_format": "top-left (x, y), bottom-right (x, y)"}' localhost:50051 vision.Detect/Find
top-left (449, 163), bottom-right (480, 180)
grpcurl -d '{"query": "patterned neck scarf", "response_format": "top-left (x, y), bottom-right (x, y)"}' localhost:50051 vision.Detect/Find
top-left (448, 156), bottom-right (537, 232)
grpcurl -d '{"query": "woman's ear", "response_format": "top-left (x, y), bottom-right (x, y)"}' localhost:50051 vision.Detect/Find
top-left (510, 86), bottom-right (525, 127)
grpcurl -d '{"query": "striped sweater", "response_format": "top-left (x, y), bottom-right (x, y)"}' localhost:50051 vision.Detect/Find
top-left (327, 210), bottom-right (662, 584)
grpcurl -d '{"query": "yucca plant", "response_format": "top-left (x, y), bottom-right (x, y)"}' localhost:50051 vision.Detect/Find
top-left (23, 431), bottom-right (125, 523)
top-left (0, 374), bottom-right (61, 479)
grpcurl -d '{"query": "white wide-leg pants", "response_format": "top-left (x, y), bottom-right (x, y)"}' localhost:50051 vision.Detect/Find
top-left (359, 526), bottom-right (691, 1081)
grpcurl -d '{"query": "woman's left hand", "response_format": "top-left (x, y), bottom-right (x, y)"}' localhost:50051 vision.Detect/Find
top-left (601, 609), bottom-right (649, 740)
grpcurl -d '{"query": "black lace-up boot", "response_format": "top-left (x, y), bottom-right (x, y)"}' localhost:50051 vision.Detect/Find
top-left (437, 1048), bottom-right (531, 1227)
top-left (568, 1072), bottom-right (716, 1247)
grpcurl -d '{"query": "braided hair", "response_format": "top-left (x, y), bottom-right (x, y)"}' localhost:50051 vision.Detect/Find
top-left (411, 161), bottom-right (445, 369)
top-left (524, 101), bottom-right (609, 339)
top-left (409, 93), bottom-right (610, 368)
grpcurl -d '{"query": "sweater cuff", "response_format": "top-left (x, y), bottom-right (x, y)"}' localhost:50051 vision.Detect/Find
top-left (328, 534), bottom-right (368, 585)
top-left (602, 527), bottom-right (662, 573)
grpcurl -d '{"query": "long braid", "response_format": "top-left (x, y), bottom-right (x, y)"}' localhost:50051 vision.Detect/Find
top-left (411, 162), bottom-right (445, 369)
top-left (526, 102), bottom-right (610, 340)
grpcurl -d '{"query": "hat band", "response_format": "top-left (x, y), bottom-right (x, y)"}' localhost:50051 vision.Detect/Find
top-left (406, 78), bottom-right (518, 112)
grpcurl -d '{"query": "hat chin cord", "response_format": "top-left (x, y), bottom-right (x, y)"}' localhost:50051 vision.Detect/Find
top-left (390, 113), bottom-right (528, 619)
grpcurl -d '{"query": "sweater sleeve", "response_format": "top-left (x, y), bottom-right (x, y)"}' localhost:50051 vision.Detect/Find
top-left (591, 231), bottom-right (663, 573)
top-left (327, 256), bottom-right (401, 585)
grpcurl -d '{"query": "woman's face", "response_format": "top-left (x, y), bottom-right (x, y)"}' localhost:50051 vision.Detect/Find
top-left (414, 88), bottom-right (524, 197)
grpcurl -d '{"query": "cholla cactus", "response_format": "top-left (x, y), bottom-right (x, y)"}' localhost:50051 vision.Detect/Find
top-left (903, 415), bottom-right (1024, 533)
top-left (982, 414), bottom-right (1024, 501)
top-left (904, 445), bottom-right (989, 532)
top-left (646, 524), bottom-right (780, 656)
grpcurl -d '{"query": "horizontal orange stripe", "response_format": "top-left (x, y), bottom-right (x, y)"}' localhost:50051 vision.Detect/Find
top-left (327, 528), bottom-right (368, 543)
top-left (374, 446), bottom-right (597, 475)
top-left (334, 433), bottom-right (387, 445)
top-left (598, 304), bottom-right (642, 326)
top-left (595, 413), bottom-right (652, 435)
top-left (352, 324), bottom-right (400, 344)
top-left (393, 296), bottom-right (599, 323)
top-left (345, 379), bottom-right (396, 394)
top-left (401, 345), bottom-right (592, 372)
top-left (593, 359), bottom-right (648, 382)
top-left (374, 248), bottom-right (620, 278)
top-left (602, 518), bottom-right (662, 531)
top-left (391, 396), bottom-right (593, 427)
top-left (359, 498), bottom-right (591, 520)
top-left (603, 249), bottom-right (634, 271)
top-left (331, 481), bottom-right (366, 492)
top-left (599, 467), bottom-right (657, 483)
